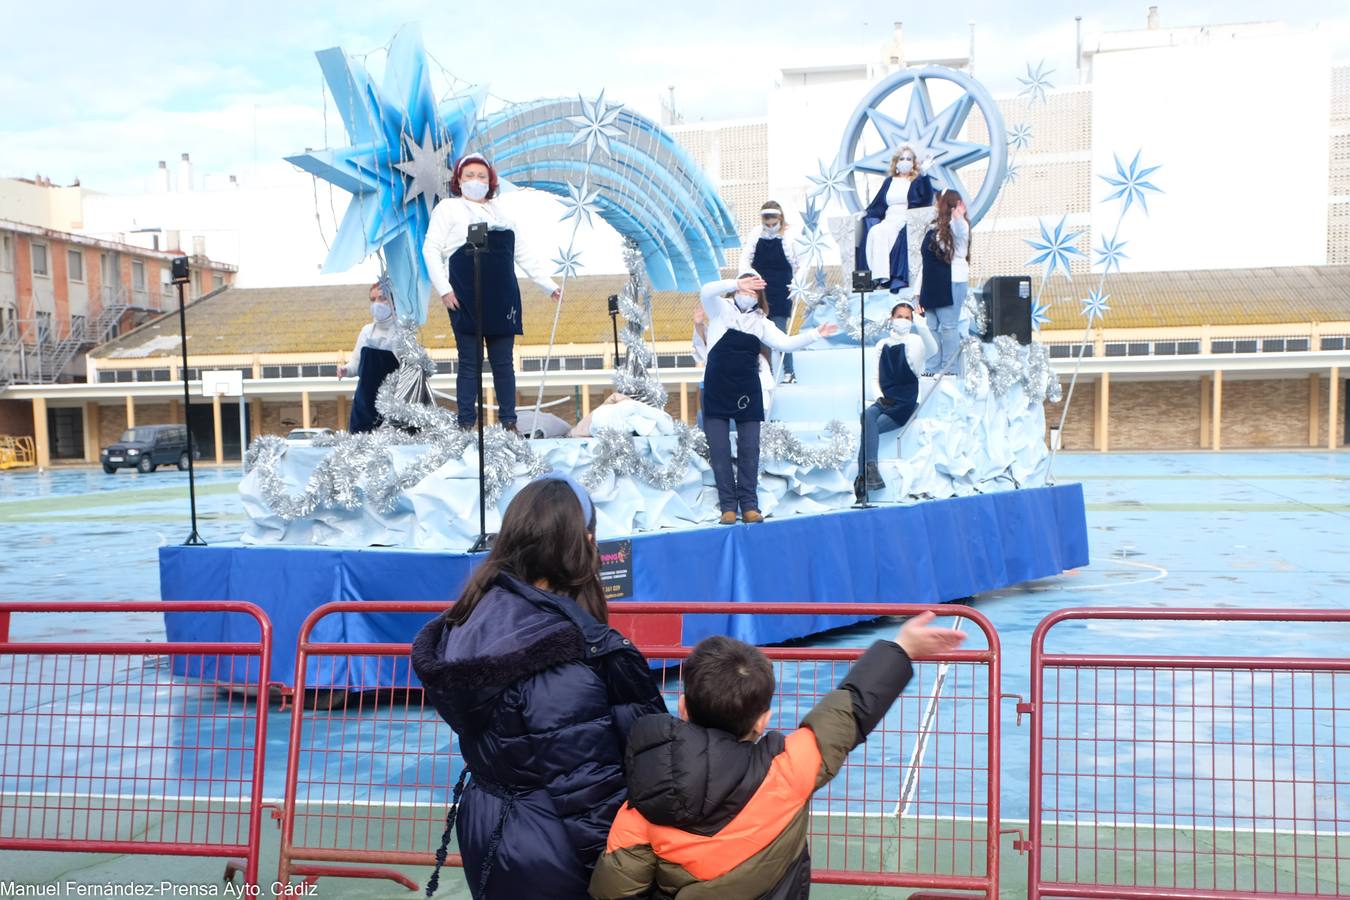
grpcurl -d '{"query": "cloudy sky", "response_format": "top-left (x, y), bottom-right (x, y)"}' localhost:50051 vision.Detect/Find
top-left (2, 0), bottom-right (1347, 193)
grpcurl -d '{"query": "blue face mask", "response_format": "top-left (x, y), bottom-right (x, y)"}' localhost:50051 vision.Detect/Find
top-left (371, 302), bottom-right (393, 322)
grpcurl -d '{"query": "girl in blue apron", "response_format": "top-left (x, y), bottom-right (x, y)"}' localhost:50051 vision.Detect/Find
top-left (423, 154), bottom-right (561, 433)
top-left (339, 280), bottom-right (400, 433)
top-left (858, 145), bottom-right (937, 294)
top-left (742, 201), bottom-right (801, 380)
top-left (699, 273), bottom-right (838, 524)
top-left (856, 299), bottom-right (938, 499)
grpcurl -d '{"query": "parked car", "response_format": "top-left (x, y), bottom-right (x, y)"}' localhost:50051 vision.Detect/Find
top-left (101, 425), bottom-right (194, 474)
top-left (285, 428), bottom-right (335, 447)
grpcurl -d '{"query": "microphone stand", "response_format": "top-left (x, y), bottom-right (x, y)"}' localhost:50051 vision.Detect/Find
top-left (851, 269), bottom-right (874, 510)
top-left (607, 294), bottom-right (621, 367)
top-left (172, 258), bottom-right (205, 545)
top-left (468, 222), bottom-right (492, 553)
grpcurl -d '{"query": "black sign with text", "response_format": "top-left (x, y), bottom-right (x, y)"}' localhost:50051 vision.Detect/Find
top-left (597, 540), bottom-right (633, 601)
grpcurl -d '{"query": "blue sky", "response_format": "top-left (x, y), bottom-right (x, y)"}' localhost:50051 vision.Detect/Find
top-left (2, 0), bottom-right (1347, 192)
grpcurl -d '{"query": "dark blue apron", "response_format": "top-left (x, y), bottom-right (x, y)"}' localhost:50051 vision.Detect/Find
top-left (349, 346), bottom-right (400, 433)
top-left (753, 237), bottom-right (793, 318)
top-left (702, 328), bottom-right (764, 422)
top-left (447, 228), bottom-right (523, 337)
top-left (877, 340), bottom-right (919, 425)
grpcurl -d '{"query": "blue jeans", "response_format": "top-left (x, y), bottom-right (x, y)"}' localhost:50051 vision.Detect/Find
top-left (704, 417), bottom-right (760, 513)
top-left (455, 329), bottom-right (516, 427)
top-left (927, 282), bottom-right (966, 374)
top-left (769, 315), bottom-right (794, 377)
top-left (858, 403), bottom-right (906, 471)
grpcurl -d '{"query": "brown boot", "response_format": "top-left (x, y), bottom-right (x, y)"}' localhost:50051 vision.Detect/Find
top-left (718, 511), bottom-right (737, 525)
top-left (502, 422), bottom-right (520, 437)
top-left (742, 509), bottom-right (764, 524)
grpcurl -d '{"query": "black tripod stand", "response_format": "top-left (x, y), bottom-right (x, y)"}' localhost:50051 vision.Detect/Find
top-left (851, 269), bottom-right (875, 510)
top-left (467, 222), bottom-right (493, 553)
top-left (171, 256), bottom-right (206, 545)
top-left (607, 294), bottom-right (622, 366)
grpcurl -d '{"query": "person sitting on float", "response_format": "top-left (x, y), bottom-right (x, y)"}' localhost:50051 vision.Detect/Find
top-left (855, 298), bottom-right (937, 500)
top-left (338, 279), bottom-right (400, 434)
top-left (859, 144), bottom-right (937, 294)
top-left (422, 153), bottom-right (562, 435)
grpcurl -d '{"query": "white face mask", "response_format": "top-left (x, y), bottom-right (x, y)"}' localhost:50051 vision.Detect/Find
top-left (371, 301), bottom-right (393, 322)
top-left (460, 180), bottom-right (489, 201)
top-left (733, 293), bottom-right (759, 312)
top-left (763, 222), bottom-right (781, 235)
top-left (895, 158), bottom-right (914, 175)
top-left (891, 317), bottom-right (913, 336)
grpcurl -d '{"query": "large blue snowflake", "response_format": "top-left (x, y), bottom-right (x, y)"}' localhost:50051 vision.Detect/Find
top-left (286, 26), bottom-right (483, 322)
top-left (1025, 216), bottom-right (1086, 280)
top-left (1101, 150), bottom-right (1164, 216)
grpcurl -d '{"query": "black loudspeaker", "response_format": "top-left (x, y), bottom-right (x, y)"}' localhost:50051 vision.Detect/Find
top-left (171, 256), bottom-right (191, 285)
top-left (979, 275), bottom-right (1033, 345)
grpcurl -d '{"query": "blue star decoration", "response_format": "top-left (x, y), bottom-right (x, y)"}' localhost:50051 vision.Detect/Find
top-left (798, 195), bottom-right (823, 234)
top-left (1031, 298), bottom-right (1053, 331)
top-left (1017, 61), bottom-right (1055, 107)
top-left (1095, 233), bottom-right (1130, 274)
top-left (788, 275), bottom-right (813, 305)
top-left (1101, 150), bottom-right (1163, 216)
top-left (850, 77), bottom-right (989, 200)
top-left (1025, 216), bottom-right (1086, 280)
top-left (807, 158), bottom-right (855, 205)
top-left (567, 91), bottom-right (626, 161)
top-left (1004, 161), bottom-right (1022, 185)
top-left (1081, 288), bottom-right (1110, 325)
top-left (553, 247), bottom-right (584, 280)
top-left (1008, 123), bottom-right (1034, 151)
top-left (795, 227), bottom-right (832, 269)
top-left (559, 179), bottom-right (601, 228)
top-left (287, 25), bottom-right (484, 323)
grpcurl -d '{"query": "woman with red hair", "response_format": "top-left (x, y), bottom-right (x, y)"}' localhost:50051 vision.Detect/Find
top-left (423, 154), bottom-right (561, 433)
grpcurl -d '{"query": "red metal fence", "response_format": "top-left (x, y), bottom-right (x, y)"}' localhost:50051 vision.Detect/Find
top-left (275, 601), bottom-right (1003, 898)
top-left (0, 601), bottom-right (272, 887)
top-left (1024, 608), bottom-right (1350, 900)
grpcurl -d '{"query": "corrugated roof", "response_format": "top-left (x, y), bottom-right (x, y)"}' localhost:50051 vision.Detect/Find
top-left (92, 265), bottom-right (1350, 360)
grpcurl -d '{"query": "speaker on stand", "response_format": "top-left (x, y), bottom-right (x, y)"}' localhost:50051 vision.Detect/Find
top-left (978, 275), bottom-right (1033, 345)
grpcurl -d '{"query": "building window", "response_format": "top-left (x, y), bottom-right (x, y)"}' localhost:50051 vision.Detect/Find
top-left (98, 371), bottom-right (116, 383)
top-left (1286, 338), bottom-right (1309, 352)
top-left (1177, 341), bottom-right (1200, 354)
top-left (67, 249), bottom-right (84, 282)
top-left (213, 274), bottom-right (225, 290)
top-left (1320, 336), bottom-right (1345, 351)
top-left (435, 360), bottom-right (455, 375)
top-left (1047, 344), bottom-right (1092, 359)
top-left (115, 369), bottom-right (134, 383)
top-left (0, 234), bottom-right (11, 272)
top-left (132, 259), bottom-right (146, 290)
top-left (1104, 342), bottom-right (1128, 357)
top-left (1212, 340), bottom-right (1234, 354)
top-left (32, 242), bottom-right (49, 277)
top-left (1234, 339), bottom-right (1257, 354)
top-left (1154, 341), bottom-right (1176, 356)
top-left (1262, 339), bottom-right (1285, 353)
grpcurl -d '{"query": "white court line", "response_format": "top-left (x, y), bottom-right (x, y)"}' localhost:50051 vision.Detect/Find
top-left (1057, 556), bottom-right (1168, 591)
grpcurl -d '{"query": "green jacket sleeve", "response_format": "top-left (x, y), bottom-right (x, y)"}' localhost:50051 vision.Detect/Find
top-left (589, 844), bottom-right (659, 899)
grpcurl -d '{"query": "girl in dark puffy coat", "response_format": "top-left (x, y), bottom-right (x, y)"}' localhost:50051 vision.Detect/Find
top-left (411, 474), bottom-right (667, 899)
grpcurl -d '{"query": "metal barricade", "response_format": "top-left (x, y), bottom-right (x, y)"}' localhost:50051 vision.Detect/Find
top-left (0, 601), bottom-right (272, 887)
top-left (275, 601), bottom-right (1002, 898)
top-left (1024, 608), bottom-right (1350, 899)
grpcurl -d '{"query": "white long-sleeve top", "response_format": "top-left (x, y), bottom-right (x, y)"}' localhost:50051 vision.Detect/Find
top-left (699, 279), bottom-right (822, 355)
top-left (870, 318), bottom-right (939, 399)
top-left (692, 325), bottom-right (708, 367)
top-left (422, 196), bottom-right (559, 299)
top-left (345, 319), bottom-right (399, 375)
top-left (741, 225), bottom-right (801, 274)
top-left (951, 216), bottom-right (971, 283)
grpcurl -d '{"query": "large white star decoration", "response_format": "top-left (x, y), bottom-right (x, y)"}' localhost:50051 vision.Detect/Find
top-left (795, 227), bottom-right (832, 268)
top-left (553, 247), bottom-right (584, 280)
top-left (1101, 150), bottom-right (1163, 216)
top-left (1031, 298), bottom-right (1053, 331)
top-left (850, 78), bottom-right (989, 199)
top-left (806, 158), bottom-right (855, 205)
top-left (1081, 288), bottom-right (1110, 325)
top-left (1025, 216), bottom-right (1086, 280)
top-left (567, 90), bottom-right (626, 161)
top-left (394, 124), bottom-right (453, 213)
top-left (1095, 233), bottom-right (1130, 274)
top-left (559, 179), bottom-right (601, 227)
top-left (788, 275), bottom-right (813, 305)
top-left (1008, 123), bottom-right (1034, 152)
top-left (1017, 61), bottom-right (1055, 107)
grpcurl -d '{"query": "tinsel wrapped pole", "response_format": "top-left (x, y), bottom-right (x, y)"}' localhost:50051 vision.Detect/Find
top-left (612, 242), bottom-right (668, 408)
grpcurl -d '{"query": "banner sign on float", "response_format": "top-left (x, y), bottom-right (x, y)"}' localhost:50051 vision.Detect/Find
top-left (597, 540), bottom-right (634, 601)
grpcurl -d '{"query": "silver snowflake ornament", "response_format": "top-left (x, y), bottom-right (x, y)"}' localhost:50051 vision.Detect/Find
top-left (553, 247), bottom-right (584, 280)
top-left (1101, 150), bottom-right (1163, 216)
top-left (394, 124), bottom-right (453, 213)
top-left (566, 90), bottom-right (626, 161)
top-left (795, 226), bottom-right (832, 268)
top-left (559, 178), bottom-right (601, 227)
top-left (1025, 215), bottom-right (1086, 280)
top-left (807, 158), bottom-right (856, 205)
top-left (1080, 288), bottom-right (1110, 325)
top-left (1017, 61), bottom-right (1055, 107)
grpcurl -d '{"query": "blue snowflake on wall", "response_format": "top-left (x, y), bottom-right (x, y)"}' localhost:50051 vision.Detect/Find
top-left (1025, 216), bottom-right (1086, 280)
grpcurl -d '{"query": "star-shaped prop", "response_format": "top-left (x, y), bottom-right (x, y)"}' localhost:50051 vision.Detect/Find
top-left (1095, 233), bottom-right (1130, 274)
top-left (1101, 150), bottom-right (1163, 216)
top-left (799, 195), bottom-right (823, 233)
top-left (553, 247), bottom-right (584, 280)
top-left (559, 179), bottom-right (601, 227)
top-left (1025, 216), bottom-right (1085, 280)
top-left (788, 275), bottom-right (813, 305)
top-left (394, 124), bottom-right (453, 214)
top-left (1004, 161), bottom-right (1022, 185)
top-left (1080, 288), bottom-right (1110, 325)
top-left (851, 79), bottom-right (989, 201)
top-left (1008, 123), bottom-right (1034, 151)
top-left (286, 26), bottom-right (484, 323)
top-left (807, 158), bottom-right (855, 205)
top-left (1031, 298), bottom-right (1053, 331)
top-left (1017, 61), bottom-right (1055, 107)
top-left (567, 90), bottom-right (626, 161)
top-left (795, 227), bottom-right (832, 268)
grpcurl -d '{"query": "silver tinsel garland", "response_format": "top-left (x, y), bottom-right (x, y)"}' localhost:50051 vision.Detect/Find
top-left (801, 285), bottom-right (890, 343)
top-left (959, 334), bottom-right (1063, 404)
top-left (613, 243), bottom-right (668, 407)
top-left (760, 420), bottom-right (856, 470)
top-left (582, 422), bottom-right (707, 492)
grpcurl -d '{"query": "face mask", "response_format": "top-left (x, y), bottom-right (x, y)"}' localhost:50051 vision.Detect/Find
top-left (891, 317), bottom-right (913, 336)
top-left (734, 293), bottom-right (759, 312)
top-left (895, 159), bottom-right (914, 175)
top-left (763, 222), bottom-right (781, 235)
top-left (460, 180), bottom-right (489, 201)
top-left (371, 302), bottom-right (393, 322)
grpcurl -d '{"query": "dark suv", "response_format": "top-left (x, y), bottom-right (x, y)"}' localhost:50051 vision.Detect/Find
top-left (101, 425), bottom-right (194, 474)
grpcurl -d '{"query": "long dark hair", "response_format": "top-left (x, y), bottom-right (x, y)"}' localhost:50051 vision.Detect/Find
top-left (932, 190), bottom-right (970, 265)
top-left (444, 479), bottom-right (606, 626)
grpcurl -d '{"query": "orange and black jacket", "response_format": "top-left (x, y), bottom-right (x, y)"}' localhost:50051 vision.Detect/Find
top-left (589, 640), bottom-right (914, 899)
